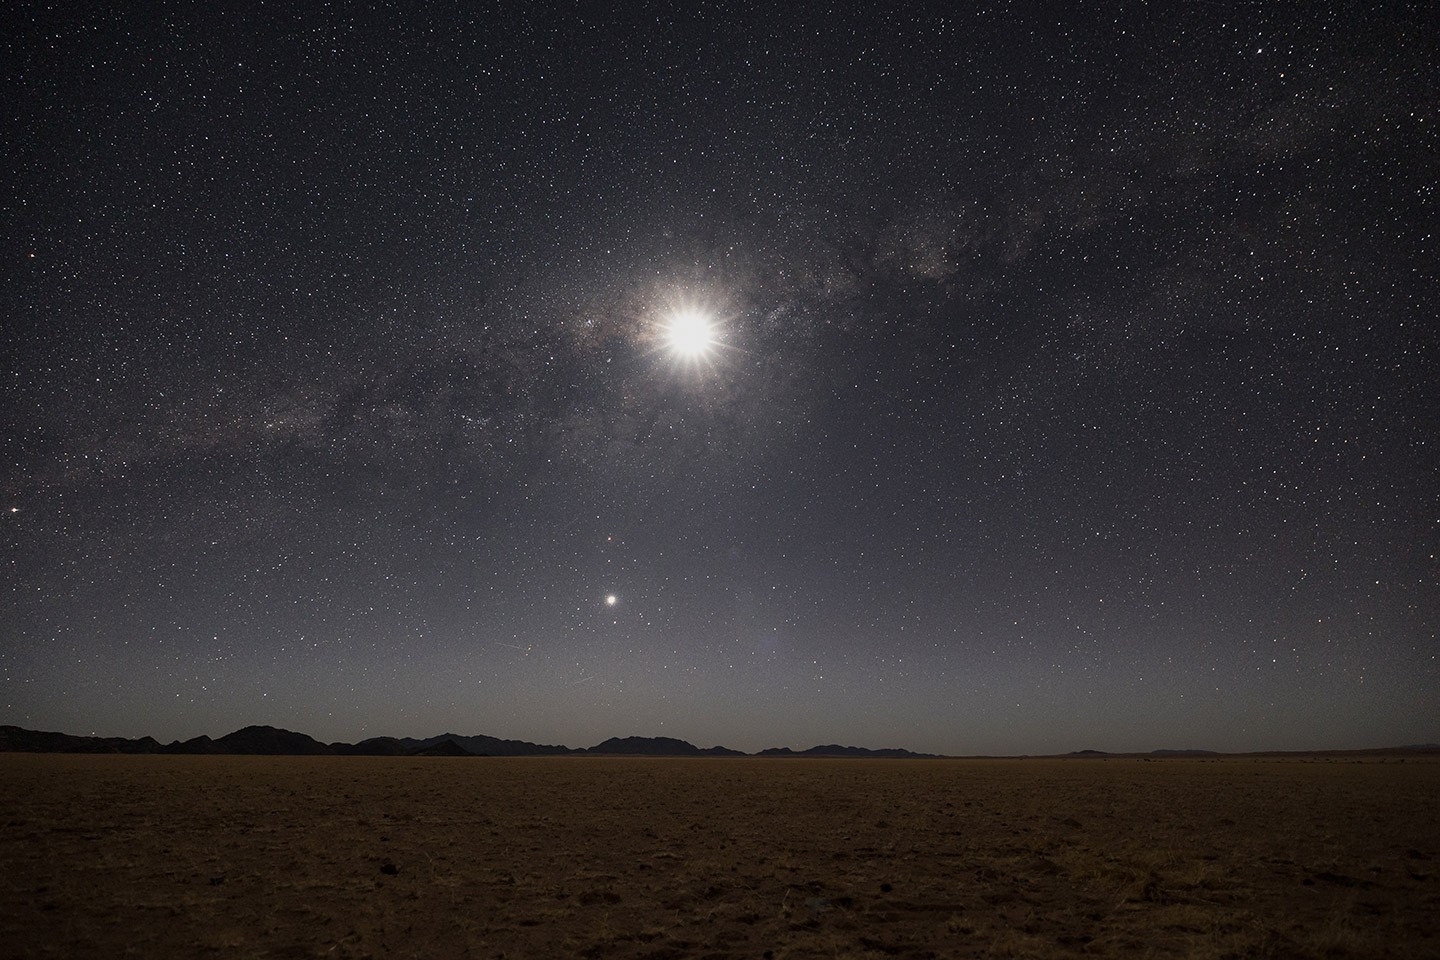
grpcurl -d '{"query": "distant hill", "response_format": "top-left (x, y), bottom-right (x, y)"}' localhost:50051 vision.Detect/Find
top-left (0, 725), bottom-right (930, 758)
top-left (405, 733), bottom-right (571, 757)
top-left (587, 736), bottom-right (745, 756)
top-left (1151, 749), bottom-right (1219, 756)
top-left (407, 739), bottom-right (475, 757)
top-left (757, 744), bottom-right (939, 759)
top-left (4, 723), bottom-right (1429, 758)
top-left (332, 733), bottom-right (568, 756)
top-left (209, 725), bottom-right (332, 755)
top-left (0, 725), bottom-right (161, 754)
top-left (0, 725), bottom-right (571, 757)
top-left (331, 736), bottom-right (409, 756)
top-left (698, 744), bottom-right (748, 756)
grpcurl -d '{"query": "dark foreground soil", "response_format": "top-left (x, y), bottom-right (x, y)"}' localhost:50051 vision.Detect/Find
top-left (1, 754), bottom-right (1436, 958)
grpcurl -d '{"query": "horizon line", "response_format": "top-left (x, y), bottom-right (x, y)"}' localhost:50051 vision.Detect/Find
top-left (2, 721), bottom-right (1436, 759)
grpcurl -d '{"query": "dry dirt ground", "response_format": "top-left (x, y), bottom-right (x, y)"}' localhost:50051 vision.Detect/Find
top-left (1, 755), bottom-right (1435, 959)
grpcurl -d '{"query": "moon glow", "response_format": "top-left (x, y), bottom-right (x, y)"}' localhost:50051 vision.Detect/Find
top-left (664, 309), bottom-right (716, 358)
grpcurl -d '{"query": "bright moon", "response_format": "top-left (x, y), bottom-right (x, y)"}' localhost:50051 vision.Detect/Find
top-left (665, 309), bottom-right (715, 357)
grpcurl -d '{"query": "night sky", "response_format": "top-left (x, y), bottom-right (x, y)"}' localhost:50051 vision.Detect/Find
top-left (3, 3), bottom-right (1436, 755)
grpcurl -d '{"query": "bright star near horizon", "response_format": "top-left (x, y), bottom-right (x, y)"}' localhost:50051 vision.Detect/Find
top-left (664, 308), bottom-right (715, 357)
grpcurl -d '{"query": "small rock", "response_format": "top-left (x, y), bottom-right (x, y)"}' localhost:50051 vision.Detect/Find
top-left (380, 861), bottom-right (399, 875)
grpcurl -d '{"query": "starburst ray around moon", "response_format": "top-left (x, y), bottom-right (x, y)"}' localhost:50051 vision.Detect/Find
top-left (665, 308), bottom-right (716, 358)
top-left (641, 288), bottom-right (738, 376)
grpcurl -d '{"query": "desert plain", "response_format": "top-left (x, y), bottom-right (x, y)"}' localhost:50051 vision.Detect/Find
top-left (1, 753), bottom-right (1435, 959)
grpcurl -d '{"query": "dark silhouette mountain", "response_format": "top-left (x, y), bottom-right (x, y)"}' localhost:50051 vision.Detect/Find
top-left (331, 737), bottom-right (409, 756)
top-left (190, 726), bottom-right (333, 755)
top-left (1151, 749), bottom-right (1219, 756)
top-left (407, 739), bottom-right (475, 757)
top-left (588, 736), bottom-right (725, 756)
top-left (329, 732), bottom-right (568, 756)
top-left (757, 744), bottom-right (939, 758)
top-left (405, 733), bottom-right (571, 757)
top-left (0, 725), bottom-right (161, 754)
top-left (7, 722), bottom-right (1423, 758)
top-left (222, 725), bottom-right (331, 755)
top-left (698, 745), bottom-right (748, 757)
top-left (586, 736), bottom-right (684, 755)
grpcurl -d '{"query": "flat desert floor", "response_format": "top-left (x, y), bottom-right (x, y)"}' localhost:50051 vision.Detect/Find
top-left (1, 755), bottom-right (1435, 958)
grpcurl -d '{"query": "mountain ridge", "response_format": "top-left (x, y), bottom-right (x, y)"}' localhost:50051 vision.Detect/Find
top-left (4, 724), bottom-right (1437, 758)
top-left (0, 724), bottom-right (937, 757)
